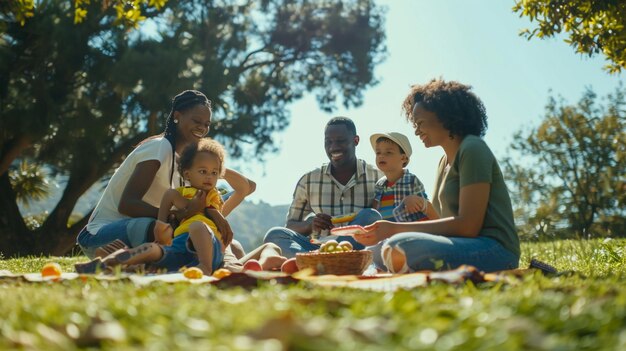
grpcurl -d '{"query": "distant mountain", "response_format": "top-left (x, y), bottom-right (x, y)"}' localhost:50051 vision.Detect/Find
top-left (227, 201), bottom-right (289, 251)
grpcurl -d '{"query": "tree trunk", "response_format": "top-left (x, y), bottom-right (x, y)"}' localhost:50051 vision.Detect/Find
top-left (36, 160), bottom-right (102, 255)
top-left (47, 212), bottom-right (91, 256)
top-left (0, 169), bottom-right (85, 256)
top-left (0, 135), bottom-right (32, 176)
top-left (32, 133), bottom-right (148, 255)
top-left (1, 129), bottom-right (149, 256)
top-left (0, 172), bottom-right (36, 256)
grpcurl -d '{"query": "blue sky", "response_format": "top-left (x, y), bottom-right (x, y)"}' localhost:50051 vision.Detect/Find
top-left (230, 0), bottom-right (624, 206)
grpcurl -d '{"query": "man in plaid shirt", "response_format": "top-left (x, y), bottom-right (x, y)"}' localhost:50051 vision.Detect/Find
top-left (263, 117), bottom-right (383, 258)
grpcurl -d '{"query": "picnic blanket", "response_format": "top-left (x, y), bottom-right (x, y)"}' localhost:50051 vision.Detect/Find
top-left (0, 259), bottom-right (561, 292)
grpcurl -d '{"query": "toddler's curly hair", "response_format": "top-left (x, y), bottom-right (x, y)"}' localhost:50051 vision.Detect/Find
top-left (178, 138), bottom-right (226, 177)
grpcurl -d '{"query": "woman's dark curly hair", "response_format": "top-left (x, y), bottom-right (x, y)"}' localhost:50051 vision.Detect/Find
top-left (401, 79), bottom-right (488, 138)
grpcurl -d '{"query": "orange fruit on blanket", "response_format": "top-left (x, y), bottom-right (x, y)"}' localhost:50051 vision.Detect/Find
top-left (41, 262), bottom-right (62, 278)
top-left (281, 258), bottom-right (299, 274)
top-left (212, 268), bottom-right (231, 279)
top-left (183, 267), bottom-right (204, 279)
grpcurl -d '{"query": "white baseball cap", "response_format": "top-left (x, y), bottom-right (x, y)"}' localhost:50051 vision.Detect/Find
top-left (370, 132), bottom-right (413, 160)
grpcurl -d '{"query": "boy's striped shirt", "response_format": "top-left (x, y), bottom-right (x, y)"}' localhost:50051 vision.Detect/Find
top-left (374, 169), bottom-right (428, 222)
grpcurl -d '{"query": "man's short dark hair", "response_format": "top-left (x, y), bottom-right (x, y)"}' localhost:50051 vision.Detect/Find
top-left (326, 116), bottom-right (357, 135)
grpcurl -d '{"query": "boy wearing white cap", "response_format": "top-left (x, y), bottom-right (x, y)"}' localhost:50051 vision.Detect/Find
top-left (370, 132), bottom-right (439, 222)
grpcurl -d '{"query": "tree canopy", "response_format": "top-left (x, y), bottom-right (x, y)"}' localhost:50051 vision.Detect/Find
top-left (0, 0), bottom-right (386, 255)
top-left (513, 0), bottom-right (626, 73)
top-left (504, 86), bottom-right (626, 239)
top-left (2, 0), bottom-right (166, 27)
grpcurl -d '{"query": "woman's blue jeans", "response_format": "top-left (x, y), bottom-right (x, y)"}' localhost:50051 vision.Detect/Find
top-left (377, 232), bottom-right (519, 273)
top-left (77, 217), bottom-right (155, 259)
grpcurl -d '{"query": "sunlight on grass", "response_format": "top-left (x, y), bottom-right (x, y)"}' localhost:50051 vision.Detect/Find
top-left (0, 239), bottom-right (625, 350)
top-left (520, 238), bottom-right (626, 278)
top-left (0, 255), bottom-right (84, 273)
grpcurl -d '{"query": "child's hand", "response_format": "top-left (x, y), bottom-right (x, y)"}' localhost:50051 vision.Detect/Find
top-left (166, 213), bottom-right (180, 230)
top-left (205, 208), bottom-right (233, 246)
top-left (170, 190), bottom-right (207, 223)
top-left (185, 190), bottom-right (207, 219)
top-left (403, 195), bottom-right (426, 213)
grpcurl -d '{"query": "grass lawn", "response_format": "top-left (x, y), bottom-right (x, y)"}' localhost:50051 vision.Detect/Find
top-left (1, 239), bottom-right (625, 350)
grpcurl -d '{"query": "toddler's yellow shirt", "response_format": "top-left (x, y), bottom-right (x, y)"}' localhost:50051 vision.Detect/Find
top-left (173, 187), bottom-right (224, 241)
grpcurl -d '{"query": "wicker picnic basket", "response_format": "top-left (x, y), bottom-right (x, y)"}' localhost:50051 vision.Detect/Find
top-left (296, 250), bottom-right (372, 275)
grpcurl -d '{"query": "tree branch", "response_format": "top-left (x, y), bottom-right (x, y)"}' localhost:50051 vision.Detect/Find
top-left (0, 135), bottom-right (32, 176)
top-left (240, 46), bottom-right (271, 67)
top-left (240, 53), bottom-right (303, 72)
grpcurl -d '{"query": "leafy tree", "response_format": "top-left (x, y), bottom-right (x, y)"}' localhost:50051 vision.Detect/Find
top-left (513, 0), bottom-right (626, 73)
top-left (8, 160), bottom-right (50, 207)
top-left (0, 0), bottom-right (386, 256)
top-left (504, 86), bottom-right (626, 239)
top-left (2, 0), bottom-right (166, 26)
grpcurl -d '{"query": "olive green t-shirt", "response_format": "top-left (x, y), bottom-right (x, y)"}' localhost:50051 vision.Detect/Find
top-left (432, 135), bottom-right (520, 257)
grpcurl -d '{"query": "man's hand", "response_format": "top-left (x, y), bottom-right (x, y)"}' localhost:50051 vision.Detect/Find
top-left (205, 208), bottom-right (233, 247)
top-left (286, 217), bottom-right (315, 236)
top-left (312, 213), bottom-right (333, 233)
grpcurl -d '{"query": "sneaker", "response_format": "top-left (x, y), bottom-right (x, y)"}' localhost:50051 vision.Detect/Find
top-left (74, 257), bottom-right (105, 274)
top-left (94, 239), bottom-right (128, 258)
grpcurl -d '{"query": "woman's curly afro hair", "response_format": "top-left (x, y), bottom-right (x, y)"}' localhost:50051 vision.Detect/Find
top-left (401, 79), bottom-right (488, 138)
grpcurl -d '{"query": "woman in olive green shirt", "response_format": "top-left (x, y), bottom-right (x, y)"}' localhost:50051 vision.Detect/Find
top-left (356, 79), bottom-right (519, 273)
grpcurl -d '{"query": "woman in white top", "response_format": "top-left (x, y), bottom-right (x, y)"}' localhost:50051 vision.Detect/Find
top-left (77, 90), bottom-right (242, 259)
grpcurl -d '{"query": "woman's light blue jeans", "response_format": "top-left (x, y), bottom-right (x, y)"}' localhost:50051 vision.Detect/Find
top-left (373, 232), bottom-right (519, 273)
top-left (77, 217), bottom-right (155, 259)
top-left (263, 208), bottom-right (382, 258)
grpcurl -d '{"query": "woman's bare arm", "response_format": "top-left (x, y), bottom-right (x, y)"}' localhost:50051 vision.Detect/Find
top-left (423, 200), bottom-right (440, 220)
top-left (118, 160), bottom-right (161, 218)
top-left (158, 189), bottom-right (190, 222)
top-left (398, 183), bottom-right (489, 236)
top-left (357, 182), bottom-right (491, 246)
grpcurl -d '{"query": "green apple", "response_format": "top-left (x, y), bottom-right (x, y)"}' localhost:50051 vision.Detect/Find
top-left (338, 241), bottom-right (353, 251)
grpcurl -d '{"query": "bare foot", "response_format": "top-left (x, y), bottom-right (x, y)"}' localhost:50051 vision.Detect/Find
top-left (230, 240), bottom-right (246, 259)
top-left (281, 258), bottom-right (299, 274)
top-left (259, 255), bottom-right (287, 271)
top-left (154, 220), bottom-right (173, 245)
top-left (243, 259), bottom-right (262, 272)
